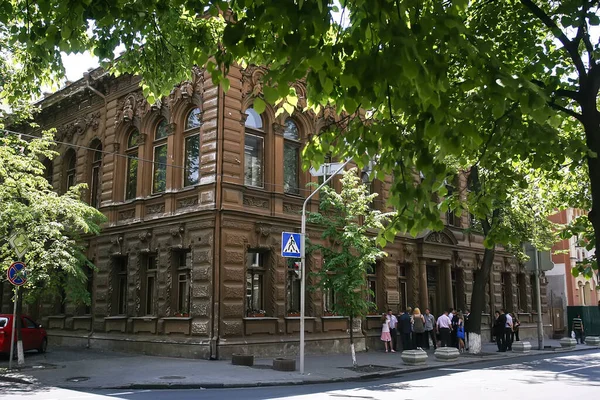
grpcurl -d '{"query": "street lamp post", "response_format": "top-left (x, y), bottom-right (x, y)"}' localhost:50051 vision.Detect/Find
top-left (533, 248), bottom-right (544, 350)
top-left (300, 158), bottom-right (352, 374)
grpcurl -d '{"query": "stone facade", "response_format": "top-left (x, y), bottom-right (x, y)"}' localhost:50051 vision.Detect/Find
top-left (0, 65), bottom-right (551, 359)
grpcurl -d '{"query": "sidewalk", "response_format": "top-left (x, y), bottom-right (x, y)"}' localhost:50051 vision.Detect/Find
top-left (0, 339), bottom-right (597, 390)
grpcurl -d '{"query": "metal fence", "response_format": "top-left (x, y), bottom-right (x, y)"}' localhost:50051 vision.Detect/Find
top-left (567, 306), bottom-right (600, 336)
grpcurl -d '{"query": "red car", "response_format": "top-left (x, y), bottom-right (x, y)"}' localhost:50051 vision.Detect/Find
top-left (0, 314), bottom-right (47, 354)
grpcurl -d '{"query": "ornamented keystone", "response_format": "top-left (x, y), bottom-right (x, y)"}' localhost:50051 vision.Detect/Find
top-left (401, 349), bottom-right (428, 365)
top-left (434, 347), bottom-right (460, 361)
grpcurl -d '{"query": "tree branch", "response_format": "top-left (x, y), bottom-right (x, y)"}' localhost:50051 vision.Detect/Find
top-left (520, 0), bottom-right (587, 78)
top-left (555, 88), bottom-right (580, 101)
top-left (549, 101), bottom-right (583, 121)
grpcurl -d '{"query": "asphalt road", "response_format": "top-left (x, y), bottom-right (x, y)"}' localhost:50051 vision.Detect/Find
top-left (1, 349), bottom-right (599, 400)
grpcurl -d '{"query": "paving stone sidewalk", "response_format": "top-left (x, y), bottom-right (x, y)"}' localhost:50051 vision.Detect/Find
top-left (0, 339), bottom-right (597, 390)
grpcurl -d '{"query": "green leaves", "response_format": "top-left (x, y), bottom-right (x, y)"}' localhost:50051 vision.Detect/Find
top-left (0, 132), bottom-right (105, 306)
top-left (308, 169), bottom-right (395, 321)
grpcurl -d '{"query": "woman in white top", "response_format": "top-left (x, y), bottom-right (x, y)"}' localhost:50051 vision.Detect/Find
top-left (381, 314), bottom-right (394, 352)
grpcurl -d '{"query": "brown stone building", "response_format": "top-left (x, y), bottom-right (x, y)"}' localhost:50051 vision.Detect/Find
top-left (0, 66), bottom-right (551, 358)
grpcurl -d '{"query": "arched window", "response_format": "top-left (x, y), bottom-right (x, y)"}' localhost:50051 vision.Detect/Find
top-left (283, 118), bottom-right (300, 195)
top-left (244, 107), bottom-right (264, 188)
top-left (90, 142), bottom-right (103, 208)
top-left (43, 158), bottom-right (54, 187)
top-left (125, 129), bottom-right (140, 200)
top-left (186, 107), bottom-right (202, 130)
top-left (184, 108), bottom-right (201, 187)
top-left (65, 149), bottom-right (76, 191)
top-left (152, 119), bottom-right (168, 193)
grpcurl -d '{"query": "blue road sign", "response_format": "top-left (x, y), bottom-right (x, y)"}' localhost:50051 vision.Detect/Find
top-left (281, 232), bottom-right (302, 258)
top-left (7, 261), bottom-right (27, 286)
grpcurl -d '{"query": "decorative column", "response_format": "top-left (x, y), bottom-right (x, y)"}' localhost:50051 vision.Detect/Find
top-left (444, 261), bottom-right (453, 309)
top-left (419, 259), bottom-right (428, 310)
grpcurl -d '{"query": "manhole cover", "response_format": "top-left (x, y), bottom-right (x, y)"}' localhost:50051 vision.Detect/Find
top-left (159, 376), bottom-right (186, 380)
top-left (66, 376), bottom-right (90, 382)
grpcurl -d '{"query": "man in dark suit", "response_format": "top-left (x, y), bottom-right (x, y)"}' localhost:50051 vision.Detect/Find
top-left (399, 307), bottom-right (412, 351)
top-left (494, 310), bottom-right (507, 352)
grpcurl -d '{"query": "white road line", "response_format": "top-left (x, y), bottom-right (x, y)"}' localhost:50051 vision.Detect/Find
top-left (559, 364), bottom-right (600, 374)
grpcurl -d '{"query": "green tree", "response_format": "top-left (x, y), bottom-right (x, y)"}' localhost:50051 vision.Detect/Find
top-left (0, 131), bottom-right (105, 315)
top-left (308, 169), bottom-right (394, 367)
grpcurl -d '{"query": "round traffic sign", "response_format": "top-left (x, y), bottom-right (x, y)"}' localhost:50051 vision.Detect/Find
top-left (7, 262), bottom-right (27, 286)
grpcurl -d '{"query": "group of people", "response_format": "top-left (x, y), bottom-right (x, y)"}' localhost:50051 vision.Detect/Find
top-left (380, 307), bottom-right (471, 353)
top-left (492, 309), bottom-right (520, 352)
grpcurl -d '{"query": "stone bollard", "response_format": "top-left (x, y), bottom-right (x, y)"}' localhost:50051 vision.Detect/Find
top-left (434, 347), bottom-right (460, 361)
top-left (585, 336), bottom-right (600, 346)
top-left (559, 337), bottom-right (577, 348)
top-left (401, 349), bottom-right (428, 365)
top-left (512, 341), bottom-right (531, 353)
top-left (231, 354), bottom-right (254, 366)
top-left (273, 358), bottom-right (296, 371)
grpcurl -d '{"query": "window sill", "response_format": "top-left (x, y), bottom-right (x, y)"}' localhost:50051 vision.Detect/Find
top-left (48, 315), bottom-right (67, 319)
top-left (161, 317), bottom-right (192, 321)
top-left (284, 316), bottom-right (316, 320)
top-left (72, 315), bottom-right (92, 320)
top-left (131, 316), bottom-right (158, 321)
top-left (104, 316), bottom-right (128, 320)
top-left (243, 317), bottom-right (278, 321)
top-left (321, 316), bottom-right (348, 320)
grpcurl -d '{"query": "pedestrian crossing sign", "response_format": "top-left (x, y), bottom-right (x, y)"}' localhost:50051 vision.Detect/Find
top-left (281, 232), bottom-right (302, 258)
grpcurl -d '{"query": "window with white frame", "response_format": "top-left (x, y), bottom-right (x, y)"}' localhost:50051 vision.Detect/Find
top-left (244, 108), bottom-right (264, 188)
top-left (184, 108), bottom-right (201, 187)
top-left (246, 251), bottom-right (265, 315)
top-left (152, 120), bottom-right (168, 193)
top-left (173, 250), bottom-right (191, 316)
top-left (144, 254), bottom-right (157, 315)
top-left (65, 149), bottom-right (76, 190)
top-left (90, 142), bottom-right (102, 208)
top-left (125, 130), bottom-right (140, 200)
top-left (283, 118), bottom-right (300, 195)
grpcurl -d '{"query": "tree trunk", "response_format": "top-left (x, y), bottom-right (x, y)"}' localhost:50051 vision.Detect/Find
top-left (468, 246), bottom-right (495, 354)
top-left (467, 165), bottom-right (497, 354)
top-left (349, 316), bottom-right (357, 367)
top-left (585, 117), bottom-right (600, 275)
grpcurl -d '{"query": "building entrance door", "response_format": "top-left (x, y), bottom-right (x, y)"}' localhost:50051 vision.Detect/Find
top-left (427, 265), bottom-right (439, 315)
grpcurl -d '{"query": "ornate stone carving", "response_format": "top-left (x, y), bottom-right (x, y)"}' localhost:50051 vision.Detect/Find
top-left (115, 92), bottom-right (151, 126)
top-left (255, 223), bottom-right (272, 237)
top-left (177, 197), bottom-right (198, 209)
top-left (170, 224), bottom-right (185, 247)
top-left (111, 235), bottom-right (124, 255)
top-left (283, 203), bottom-right (302, 215)
top-left (243, 196), bottom-right (268, 209)
top-left (168, 67), bottom-right (204, 108)
top-left (241, 65), bottom-right (267, 98)
top-left (165, 248), bottom-right (172, 316)
top-left (55, 111), bottom-right (102, 141)
top-left (138, 230), bottom-right (153, 242)
top-left (146, 203), bottom-right (165, 215)
top-left (118, 209), bottom-right (135, 221)
top-left (425, 231), bottom-right (454, 245)
top-left (134, 254), bottom-right (141, 315)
